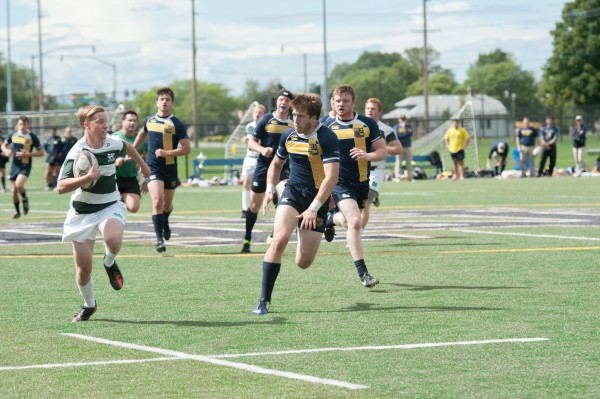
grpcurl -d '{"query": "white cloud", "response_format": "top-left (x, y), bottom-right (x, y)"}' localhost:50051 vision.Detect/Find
top-left (2, 0), bottom-right (564, 102)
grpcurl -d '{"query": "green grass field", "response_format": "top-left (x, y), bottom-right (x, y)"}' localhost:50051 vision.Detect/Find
top-left (0, 153), bottom-right (599, 398)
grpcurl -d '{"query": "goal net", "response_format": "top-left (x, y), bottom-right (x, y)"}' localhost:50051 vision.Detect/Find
top-left (411, 100), bottom-right (480, 175)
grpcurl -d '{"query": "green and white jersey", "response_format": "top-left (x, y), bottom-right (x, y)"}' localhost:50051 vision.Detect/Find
top-left (58, 136), bottom-right (126, 214)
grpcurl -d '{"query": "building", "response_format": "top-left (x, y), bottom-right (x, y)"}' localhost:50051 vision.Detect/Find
top-left (382, 94), bottom-right (510, 138)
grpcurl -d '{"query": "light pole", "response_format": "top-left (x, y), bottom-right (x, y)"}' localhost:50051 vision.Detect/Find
top-left (61, 55), bottom-right (117, 104)
top-left (31, 45), bottom-right (95, 111)
top-left (321, 0), bottom-right (329, 114)
top-left (281, 44), bottom-right (307, 93)
top-left (6, 0), bottom-right (14, 116)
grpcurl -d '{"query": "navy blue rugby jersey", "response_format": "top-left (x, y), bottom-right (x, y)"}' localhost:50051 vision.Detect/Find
top-left (143, 114), bottom-right (188, 167)
top-left (252, 112), bottom-right (293, 164)
top-left (276, 124), bottom-right (339, 193)
top-left (4, 130), bottom-right (42, 167)
top-left (323, 113), bottom-right (382, 184)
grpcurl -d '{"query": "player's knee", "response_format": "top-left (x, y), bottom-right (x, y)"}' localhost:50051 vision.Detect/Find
top-left (346, 216), bottom-right (362, 232)
top-left (296, 258), bottom-right (313, 269)
top-left (270, 237), bottom-right (288, 255)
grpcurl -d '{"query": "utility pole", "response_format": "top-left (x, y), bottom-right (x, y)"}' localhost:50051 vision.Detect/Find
top-left (321, 0), bottom-right (329, 114)
top-left (37, 0), bottom-right (44, 112)
top-left (6, 0), bottom-right (14, 117)
top-left (191, 0), bottom-right (198, 136)
top-left (422, 0), bottom-right (429, 135)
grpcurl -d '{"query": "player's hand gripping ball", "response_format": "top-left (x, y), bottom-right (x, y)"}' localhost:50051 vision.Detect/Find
top-left (74, 150), bottom-right (98, 189)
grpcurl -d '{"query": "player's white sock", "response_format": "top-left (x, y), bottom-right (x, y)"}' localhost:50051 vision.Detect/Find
top-left (104, 247), bottom-right (116, 267)
top-left (78, 278), bottom-right (95, 308)
top-left (242, 190), bottom-right (251, 210)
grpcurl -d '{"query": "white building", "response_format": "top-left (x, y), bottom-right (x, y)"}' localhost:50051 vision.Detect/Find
top-left (382, 94), bottom-right (510, 138)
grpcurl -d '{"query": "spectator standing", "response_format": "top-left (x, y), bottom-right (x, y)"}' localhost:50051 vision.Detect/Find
top-left (537, 116), bottom-right (558, 177)
top-left (515, 117), bottom-right (541, 177)
top-left (571, 115), bottom-right (588, 177)
top-left (444, 118), bottom-right (470, 180)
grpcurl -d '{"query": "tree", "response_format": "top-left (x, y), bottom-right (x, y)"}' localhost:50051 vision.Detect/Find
top-left (328, 51), bottom-right (421, 112)
top-left (405, 70), bottom-right (458, 96)
top-left (0, 53), bottom-right (35, 112)
top-left (542, 0), bottom-right (600, 107)
top-left (461, 49), bottom-right (543, 119)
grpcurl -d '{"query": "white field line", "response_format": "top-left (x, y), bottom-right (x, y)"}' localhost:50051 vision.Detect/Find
top-left (454, 229), bottom-right (600, 241)
top-left (209, 338), bottom-right (549, 358)
top-left (62, 333), bottom-right (367, 390)
top-left (0, 357), bottom-right (182, 371)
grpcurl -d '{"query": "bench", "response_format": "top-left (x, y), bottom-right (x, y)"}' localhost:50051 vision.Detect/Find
top-left (386, 155), bottom-right (442, 175)
top-left (191, 158), bottom-right (244, 180)
top-left (588, 148), bottom-right (600, 155)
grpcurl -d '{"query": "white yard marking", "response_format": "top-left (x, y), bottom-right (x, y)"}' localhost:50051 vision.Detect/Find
top-left (209, 338), bottom-right (549, 358)
top-left (454, 229), bottom-right (600, 241)
top-left (0, 357), bottom-right (182, 371)
top-left (2, 335), bottom-right (549, 390)
top-left (62, 333), bottom-right (368, 390)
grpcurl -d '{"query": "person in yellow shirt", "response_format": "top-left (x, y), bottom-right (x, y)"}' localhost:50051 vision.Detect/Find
top-left (444, 117), bottom-right (470, 180)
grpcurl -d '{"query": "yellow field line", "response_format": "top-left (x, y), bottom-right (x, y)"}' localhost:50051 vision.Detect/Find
top-left (2, 245), bottom-right (599, 259)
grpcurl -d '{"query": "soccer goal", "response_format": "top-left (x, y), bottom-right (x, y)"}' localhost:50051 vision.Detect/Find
top-left (411, 100), bottom-right (480, 175)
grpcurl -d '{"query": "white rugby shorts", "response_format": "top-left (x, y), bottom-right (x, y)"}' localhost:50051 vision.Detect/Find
top-left (241, 156), bottom-right (258, 178)
top-left (63, 201), bottom-right (127, 243)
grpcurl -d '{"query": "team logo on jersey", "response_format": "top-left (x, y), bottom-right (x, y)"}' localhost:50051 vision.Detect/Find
top-left (164, 123), bottom-right (174, 135)
top-left (354, 127), bottom-right (365, 138)
top-left (107, 153), bottom-right (115, 162)
top-left (308, 139), bottom-right (319, 156)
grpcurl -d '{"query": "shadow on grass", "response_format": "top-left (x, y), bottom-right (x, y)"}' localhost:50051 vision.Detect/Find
top-left (338, 302), bottom-right (508, 313)
top-left (387, 283), bottom-right (530, 291)
top-left (92, 316), bottom-right (288, 327)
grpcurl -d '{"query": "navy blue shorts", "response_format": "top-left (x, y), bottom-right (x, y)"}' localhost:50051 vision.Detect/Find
top-left (332, 181), bottom-right (370, 210)
top-left (0, 155), bottom-right (8, 168)
top-left (148, 165), bottom-right (179, 189)
top-left (9, 163), bottom-right (32, 181)
top-left (251, 160), bottom-right (290, 194)
top-left (280, 183), bottom-right (328, 233)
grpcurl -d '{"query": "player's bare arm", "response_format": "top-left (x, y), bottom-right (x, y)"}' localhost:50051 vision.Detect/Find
top-left (262, 156), bottom-right (284, 216)
top-left (387, 139), bottom-right (402, 156)
top-left (350, 138), bottom-right (386, 162)
top-left (124, 142), bottom-right (151, 178)
top-left (132, 128), bottom-right (147, 151)
top-left (155, 138), bottom-right (190, 158)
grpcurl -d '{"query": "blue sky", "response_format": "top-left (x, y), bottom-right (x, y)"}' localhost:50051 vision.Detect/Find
top-left (1, 0), bottom-right (566, 106)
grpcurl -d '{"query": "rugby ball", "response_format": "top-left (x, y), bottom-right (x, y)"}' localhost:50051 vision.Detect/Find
top-left (74, 150), bottom-right (98, 189)
top-left (533, 146), bottom-right (542, 156)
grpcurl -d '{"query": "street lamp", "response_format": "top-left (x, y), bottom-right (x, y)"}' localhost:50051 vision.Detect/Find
top-left (60, 55), bottom-right (117, 105)
top-left (31, 45), bottom-right (95, 111)
top-left (281, 44), bottom-right (307, 93)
